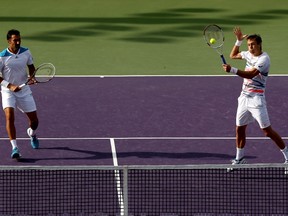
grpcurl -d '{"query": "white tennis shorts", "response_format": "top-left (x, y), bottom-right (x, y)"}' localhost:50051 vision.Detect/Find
top-left (1, 90), bottom-right (37, 113)
top-left (236, 94), bottom-right (270, 129)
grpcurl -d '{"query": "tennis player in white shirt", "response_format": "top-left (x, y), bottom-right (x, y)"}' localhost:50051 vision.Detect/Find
top-left (222, 27), bottom-right (288, 166)
top-left (0, 29), bottom-right (39, 159)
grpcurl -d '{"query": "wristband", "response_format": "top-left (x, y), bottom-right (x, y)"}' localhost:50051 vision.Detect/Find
top-left (235, 40), bottom-right (243, 47)
top-left (1, 80), bottom-right (9, 88)
top-left (230, 67), bottom-right (238, 74)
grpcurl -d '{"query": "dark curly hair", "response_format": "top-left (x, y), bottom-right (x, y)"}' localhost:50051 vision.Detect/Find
top-left (7, 29), bottom-right (20, 40)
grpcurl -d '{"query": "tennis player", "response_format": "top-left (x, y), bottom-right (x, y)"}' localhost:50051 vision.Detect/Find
top-left (0, 29), bottom-right (39, 159)
top-left (222, 27), bottom-right (288, 165)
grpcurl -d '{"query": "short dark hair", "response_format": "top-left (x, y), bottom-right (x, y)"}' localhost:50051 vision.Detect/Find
top-left (7, 29), bottom-right (20, 40)
top-left (247, 34), bottom-right (262, 45)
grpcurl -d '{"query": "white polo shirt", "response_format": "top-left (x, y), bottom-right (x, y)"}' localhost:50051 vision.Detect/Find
top-left (0, 47), bottom-right (33, 96)
top-left (240, 51), bottom-right (270, 97)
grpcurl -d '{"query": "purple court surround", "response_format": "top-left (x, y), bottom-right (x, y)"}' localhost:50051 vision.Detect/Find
top-left (0, 76), bottom-right (287, 166)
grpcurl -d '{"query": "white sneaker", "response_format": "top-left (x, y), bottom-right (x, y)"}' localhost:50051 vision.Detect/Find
top-left (227, 157), bottom-right (246, 172)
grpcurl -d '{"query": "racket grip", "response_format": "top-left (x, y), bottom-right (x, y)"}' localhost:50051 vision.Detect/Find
top-left (19, 83), bottom-right (25, 88)
top-left (220, 55), bottom-right (227, 64)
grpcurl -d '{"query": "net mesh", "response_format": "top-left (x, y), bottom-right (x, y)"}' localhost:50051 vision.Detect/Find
top-left (0, 168), bottom-right (121, 215)
top-left (0, 165), bottom-right (287, 216)
top-left (128, 167), bottom-right (288, 215)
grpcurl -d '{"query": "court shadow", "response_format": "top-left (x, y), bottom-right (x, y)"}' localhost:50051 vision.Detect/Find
top-left (0, 8), bottom-right (287, 43)
top-left (16, 146), bottom-right (257, 164)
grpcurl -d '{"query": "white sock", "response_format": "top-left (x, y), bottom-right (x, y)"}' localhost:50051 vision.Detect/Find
top-left (27, 128), bottom-right (36, 137)
top-left (236, 147), bottom-right (244, 160)
top-left (10, 139), bottom-right (17, 149)
top-left (280, 146), bottom-right (288, 160)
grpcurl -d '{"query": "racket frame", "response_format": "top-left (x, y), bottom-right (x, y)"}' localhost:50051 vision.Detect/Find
top-left (19, 63), bottom-right (55, 88)
top-left (203, 24), bottom-right (226, 64)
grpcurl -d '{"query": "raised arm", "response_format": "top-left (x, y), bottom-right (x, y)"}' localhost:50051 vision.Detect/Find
top-left (230, 27), bottom-right (248, 59)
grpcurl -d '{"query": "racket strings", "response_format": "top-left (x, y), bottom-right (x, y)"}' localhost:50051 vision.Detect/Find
top-left (203, 24), bottom-right (226, 64)
top-left (204, 25), bottom-right (224, 48)
top-left (34, 64), bottom-right (55, 83)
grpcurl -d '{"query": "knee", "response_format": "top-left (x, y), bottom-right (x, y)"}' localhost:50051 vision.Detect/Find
top-left (262, 127), bottom-right (273, 138)
top-left (4, 108), bottom-right (14, 122)
top-left (236, 125), bottom-right (246, 135)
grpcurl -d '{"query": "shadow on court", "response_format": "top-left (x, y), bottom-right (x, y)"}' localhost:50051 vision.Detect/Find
top-left (0, 76), bottom-right (287, 165)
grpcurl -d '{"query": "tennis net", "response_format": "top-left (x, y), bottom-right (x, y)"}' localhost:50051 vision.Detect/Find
top-left (0, 164), bottom-right (287, 215)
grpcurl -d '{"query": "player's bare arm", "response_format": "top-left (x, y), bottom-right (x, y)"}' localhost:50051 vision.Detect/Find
top-left (234, 68), bottom-right (260, 79)
top-left (230, 46), bottom-right (242, 59)
top-left (28, 64), bottom-right (35, 77)
top-left (27, 64), bottom-right (36, 85)
top-left (223, 64), bottom-right (260, 79)
top-left (230, 27), bottom-right (248, 59)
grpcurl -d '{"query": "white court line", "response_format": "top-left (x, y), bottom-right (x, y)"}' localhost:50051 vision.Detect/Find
top-left (110, 138), bottom-right (125, 216)
top-left (110, 138), bottom-right (119, 166)
top-left (55, 74), bottom-right (288, 77)
top-left (2, 136), bottom-right (287, 140)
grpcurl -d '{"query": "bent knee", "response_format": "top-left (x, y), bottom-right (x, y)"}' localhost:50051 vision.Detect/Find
top-left (262, 126), bottom-right (274, 137)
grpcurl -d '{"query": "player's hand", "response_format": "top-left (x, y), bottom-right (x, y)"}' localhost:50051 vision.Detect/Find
top-left (233, 27), bottom-right (248, 41)
top-left (27, 77), bottom-right (37, 85)
top-left (8, 83), bottom-right (21, 92)
top-left (222, 64), bottom-right (232, 73)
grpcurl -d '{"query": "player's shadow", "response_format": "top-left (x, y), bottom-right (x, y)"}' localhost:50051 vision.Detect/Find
top-left (17, 146), bottom-right (256, 164)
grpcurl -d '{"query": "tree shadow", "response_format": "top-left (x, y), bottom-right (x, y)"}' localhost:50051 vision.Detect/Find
top-left (0, 8), bottom-right (286, 43)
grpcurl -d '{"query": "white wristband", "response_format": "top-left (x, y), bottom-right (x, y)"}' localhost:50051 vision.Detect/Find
top-left (235, 40), bottom-right (243, 46)
top-left (230, 67), bottom-right (238, 74)
top-left (1, 80), bottom-right (9, 88)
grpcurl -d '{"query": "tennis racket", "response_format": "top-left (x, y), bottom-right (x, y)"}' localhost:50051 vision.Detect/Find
top-left (203, 24), bottom-right (226, 64)
top-left (19, 63), bottom-right (56, 88)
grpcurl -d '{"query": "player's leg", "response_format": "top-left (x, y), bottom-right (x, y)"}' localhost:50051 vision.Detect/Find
top-left (251, 95), bottom-right (288, 162)
top-left (262, 126), bottom-right (288, 162)
top-left (3, 107), bottom-right (20, 158)
top-left (235, 125), bottom-right (247, 160)
top-left (262, 126), bottom-right (285, 149)
top-left (4, 107), bottom-right (16, 140)
top-left (228, 97), bottom-right (250, 172)
top-left (18, 94), bottom-right (39, 149)
top-left (26, 110), bottom-right (39, 133)
top-left (233, 95), bottom-right (253, 163)
top-left (26, 111), bottom-right (39, 149)
top-left (1, 91), bottom-right (20, 159)
top-left (227, 125), bottom-right (247, 172)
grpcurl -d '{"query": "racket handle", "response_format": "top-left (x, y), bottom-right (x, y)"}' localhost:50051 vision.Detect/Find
top-left (19, 83), bottom-right (25, 88)
top-left (220, 55), bottom-right (227, 64)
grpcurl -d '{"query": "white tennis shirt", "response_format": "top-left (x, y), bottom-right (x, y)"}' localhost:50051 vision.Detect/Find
top-left (0, 47), bottom-right (33, 95)
top-left (240, 51), bottom-right (270, 97)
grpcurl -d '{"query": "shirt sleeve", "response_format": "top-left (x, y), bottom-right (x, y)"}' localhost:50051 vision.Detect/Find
top-left (0, 59), bottom-right (3, 74)
top-left (254, 55), bottom-right (269, 75)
